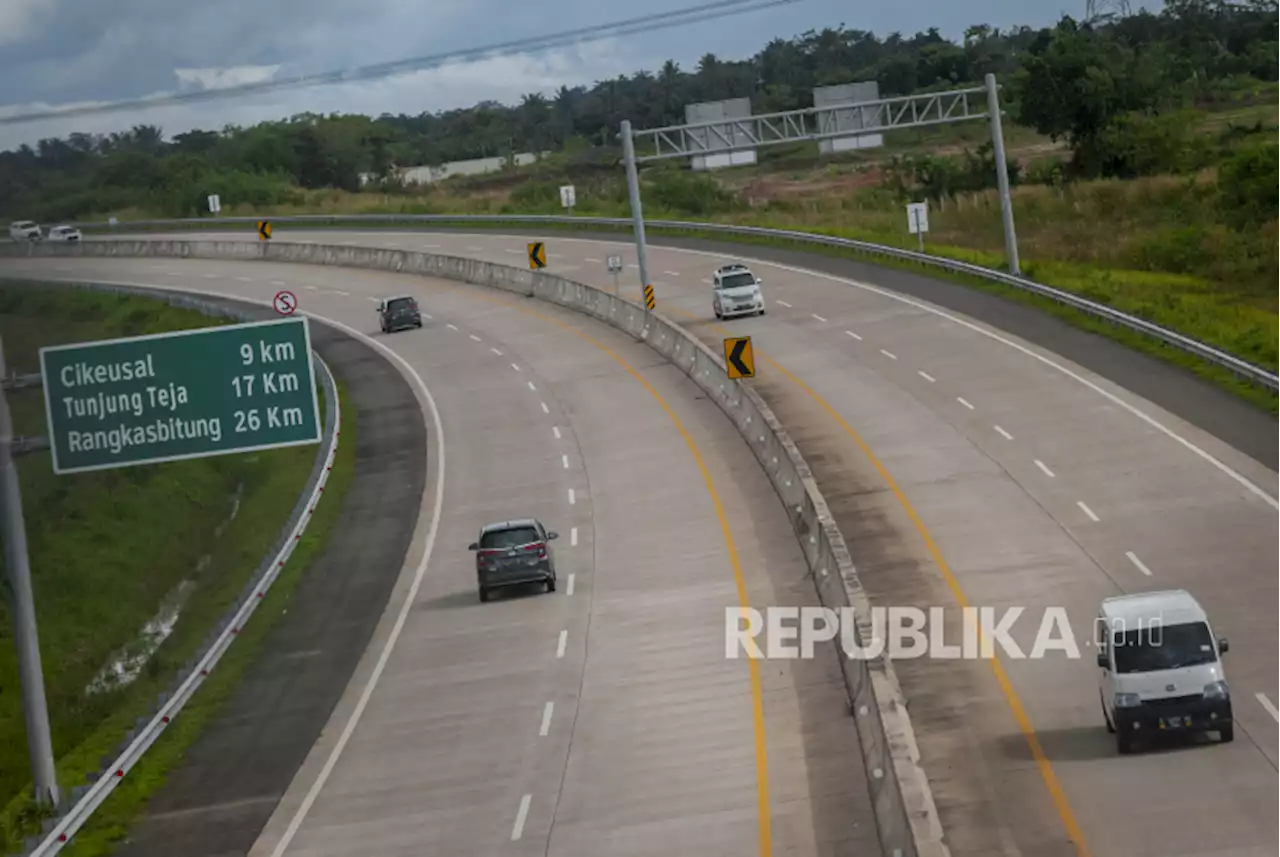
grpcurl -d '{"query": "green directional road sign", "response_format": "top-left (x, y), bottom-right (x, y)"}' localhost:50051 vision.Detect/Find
top-left (39, 317), bottom-right (322, 474)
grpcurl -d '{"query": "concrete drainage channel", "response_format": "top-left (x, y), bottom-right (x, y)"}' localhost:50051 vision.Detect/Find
top-left (3, 279), bottom-right (341, 857)
top-left (0, 239), bottom-right (948, 857)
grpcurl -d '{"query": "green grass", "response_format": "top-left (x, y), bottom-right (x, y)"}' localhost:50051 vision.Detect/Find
top-left (52, 377), bottom-right (355, 857)
top-left (0, 285), bottom-right (334, 852)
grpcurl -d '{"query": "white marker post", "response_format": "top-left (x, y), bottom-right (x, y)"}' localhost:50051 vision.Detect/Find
top-left (906, 201), bottom-right (929, 252)
top-left (606, 254), bottom-right (623, 293)
top-left (559, 184), bottom-right (576, 216)
top-left (207, 194), bottom-right (221, 216)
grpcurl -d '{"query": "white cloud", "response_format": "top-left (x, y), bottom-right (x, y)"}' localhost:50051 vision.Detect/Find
top-left (0, 40), bottom-right (639, 148)
top-left (174, 64), bottom-right (282, 91)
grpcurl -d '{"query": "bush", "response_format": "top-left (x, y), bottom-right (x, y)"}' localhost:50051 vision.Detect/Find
top-left (644, 170), bottom-right (739, 216)
top-left (1084, 110), bottom-right (1212, 179)
top-left (1216, 139), bottom-right (1279, 229)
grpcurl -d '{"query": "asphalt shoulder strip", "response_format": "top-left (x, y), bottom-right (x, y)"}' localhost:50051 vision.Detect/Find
top-left (112, 298), bottom-right (427, 857)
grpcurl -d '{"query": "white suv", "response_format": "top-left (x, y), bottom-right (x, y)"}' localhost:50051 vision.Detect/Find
top-left (711, 263), bottom-right (765, 319)
top-left (47, 225), bottom-right (81, 242)
top-left (9, 220), bottom-right (40, 241)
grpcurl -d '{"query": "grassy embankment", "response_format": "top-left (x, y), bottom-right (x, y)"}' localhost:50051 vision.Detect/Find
top-left (90, 89), bottom-right (1278, 410)
top-left (0, 286), bottom-right (351, 853)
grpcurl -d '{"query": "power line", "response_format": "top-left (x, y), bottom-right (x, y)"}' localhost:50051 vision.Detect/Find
top-left (0, 0), bottom-right (803, 126)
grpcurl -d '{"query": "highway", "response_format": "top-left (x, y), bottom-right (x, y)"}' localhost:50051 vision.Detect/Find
top-left (32, 228), bottom-right (1279, 857)
top-left (0, 253), bottom-right (878, 857)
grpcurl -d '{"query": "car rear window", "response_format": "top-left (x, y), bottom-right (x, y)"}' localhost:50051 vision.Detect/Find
top-left (480, 527), bottom-right (540, 549)
top-left (387, 297), bottom-right (416, 312)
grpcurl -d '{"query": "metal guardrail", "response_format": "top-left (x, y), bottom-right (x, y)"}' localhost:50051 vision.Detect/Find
top-left (8, 284), bottom-right (342, 857)
top-left (63, 212), bottom-right (1278, 392)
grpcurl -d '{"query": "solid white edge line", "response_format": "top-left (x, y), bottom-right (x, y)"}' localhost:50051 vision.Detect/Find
top-left (3, 275), bottom-right (440, 857)
top-left (1077, 500), bottom-right (1100, 522)
top-left (266, 315), bottom-right (447, 857)
top-left (1034, 459), bottom-right (1056, 478)
top-left (567, 573), bottom-right (576, 595)
top-left (556, 630), bottom-right (567, 658)
top-left (539, 702), bottom-right (554, 736)
top-left (511, 794), bottom-right (532, 840)
top-left (1125, 551), bottom-right (1153, 576)
top-left (570, 526), bottom-right (578, 546)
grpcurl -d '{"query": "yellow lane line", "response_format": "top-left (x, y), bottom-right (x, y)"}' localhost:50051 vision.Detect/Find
top-left (431, 285), bottom-right (773, 856)
top-left (663, 300), bottom-right (1092, 857)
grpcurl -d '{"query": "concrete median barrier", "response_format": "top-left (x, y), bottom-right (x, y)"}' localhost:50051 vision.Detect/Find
top-left (1, 238), bottom-right (948, 857)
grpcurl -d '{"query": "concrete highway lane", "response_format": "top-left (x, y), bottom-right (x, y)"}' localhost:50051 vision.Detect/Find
top-left (84, 230), bottom-right (1280, 857)
top-left (0, 255), bottom-right (877, 857)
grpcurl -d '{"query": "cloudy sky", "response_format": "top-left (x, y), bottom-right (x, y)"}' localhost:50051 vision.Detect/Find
top-left (0, 0), bottom-right (1086, 150)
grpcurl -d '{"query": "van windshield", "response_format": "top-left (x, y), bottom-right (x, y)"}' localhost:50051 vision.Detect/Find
top-left (1111, 620), bottom-right (1216, 674)
top-left (719, 272), bottom-right (755, 290)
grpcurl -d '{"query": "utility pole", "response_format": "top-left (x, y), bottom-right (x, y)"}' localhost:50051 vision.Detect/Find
top-left (619, 119), bottom-right (653, 311)
top-left (0, 338), bottom-right (59, 808)
top-left (984, 73), bottom-right (1020, 276)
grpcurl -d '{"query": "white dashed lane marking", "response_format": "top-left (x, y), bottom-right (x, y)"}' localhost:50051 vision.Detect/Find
top-left (528, 381), bottom-right (537, 391)
top-left (1077, 501), bottom-right (1100, 522)
top-left (553, 426), bottom-right (561, 439)
top-left (1035, 460), bottom-right (1056, 478)
top-left (539, 702), bottom-right (554, 736)
top-left (562, 454), bottom-right (569, 469)
top-left (918, 370), bottom-right (936, 383)
top-left (491, 347), bottom-right (503, 356)
top-left (511, 363), bottom-right (522, 372)
top-left (1256, 693), bottom-right (1279, 723)
top-left (446, 323), bottom-right (458, 331)
top-left (663, 270), bottom-right (681, 277)
top-left (570, 526), bottom-right (578, 546)
top-left (811, 313), bottom-right (827, 322)
top-left (844, 330), bottom-right (862, 340)
top-left (235, 276), bottom-right (252, 283)
top-left (511, 794), bottom-right (532, 840)
top-left (1125, 551), bottom-right (1153, 576)
top-left (567, 488), bottom-right (576, 505)
top-left (469, 334), bottom-right (481, 342)
top-left (541, 402), bottom-right (550, 414)
top-left (879, 349), bottom-right (897, 360)
top-left (776, 300), bottom-right (792, 308)
top-left (957, 397), bottom-right (975, 410)
top-left (995, 426), bottom-right (1013, 440)
top-left (556, 631), bottom-right (567, 658)
top-left (567, 573), bottom-right (576, 595)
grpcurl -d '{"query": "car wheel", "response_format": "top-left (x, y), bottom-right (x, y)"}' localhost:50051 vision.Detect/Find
top-left (546, 575), bottom-right (556, 593)
top-left (1100, 691), bottom-right (1115, 733)
top-left (479, 586), bottom-right (490, 603)
top-left (1116, 731), bottom-right (1134, 754)
top-left (1219, 725), bottom-right (1234, 743)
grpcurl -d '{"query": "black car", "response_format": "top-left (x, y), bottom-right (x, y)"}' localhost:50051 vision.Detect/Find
top-left (468, 518), bottom-right (558, 602)
top-left (378, 295), bottom-right (422, 333)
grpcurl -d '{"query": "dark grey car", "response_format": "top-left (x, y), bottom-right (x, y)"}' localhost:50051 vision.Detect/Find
top-left (468, 518), bottom-right (558, 602)
top-left (378, 295), bottom-right (422, 333)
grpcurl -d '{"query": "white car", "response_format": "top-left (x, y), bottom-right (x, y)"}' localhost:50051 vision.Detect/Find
top-left (1096, 589), bottom-right (1233, 754)
top-left (9, 220), bottom-right (40, 241)
top-left (711, 263), bottom-right (765, 319)
top-left (47, 225), bottom-right (81, 242)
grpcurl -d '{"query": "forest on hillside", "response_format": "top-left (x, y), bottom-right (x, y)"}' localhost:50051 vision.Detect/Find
top-left (0, 0), bottom-right (1276, 222)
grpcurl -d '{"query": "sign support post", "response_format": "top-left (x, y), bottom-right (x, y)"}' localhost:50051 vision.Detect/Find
top-left (619, 120), bottom-right (653, 313)
top-left (0, 338), bottom-right (59, 809)
top-left (985, 72), bottom-right (1020, 276)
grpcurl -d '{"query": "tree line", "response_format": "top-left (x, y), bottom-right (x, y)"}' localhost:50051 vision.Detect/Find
top-left (1, 0), bottom-right (1275, 222)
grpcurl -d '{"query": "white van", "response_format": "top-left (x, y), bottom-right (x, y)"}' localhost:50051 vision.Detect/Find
top-left (1096, 589), bottom-right (1232, 754)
